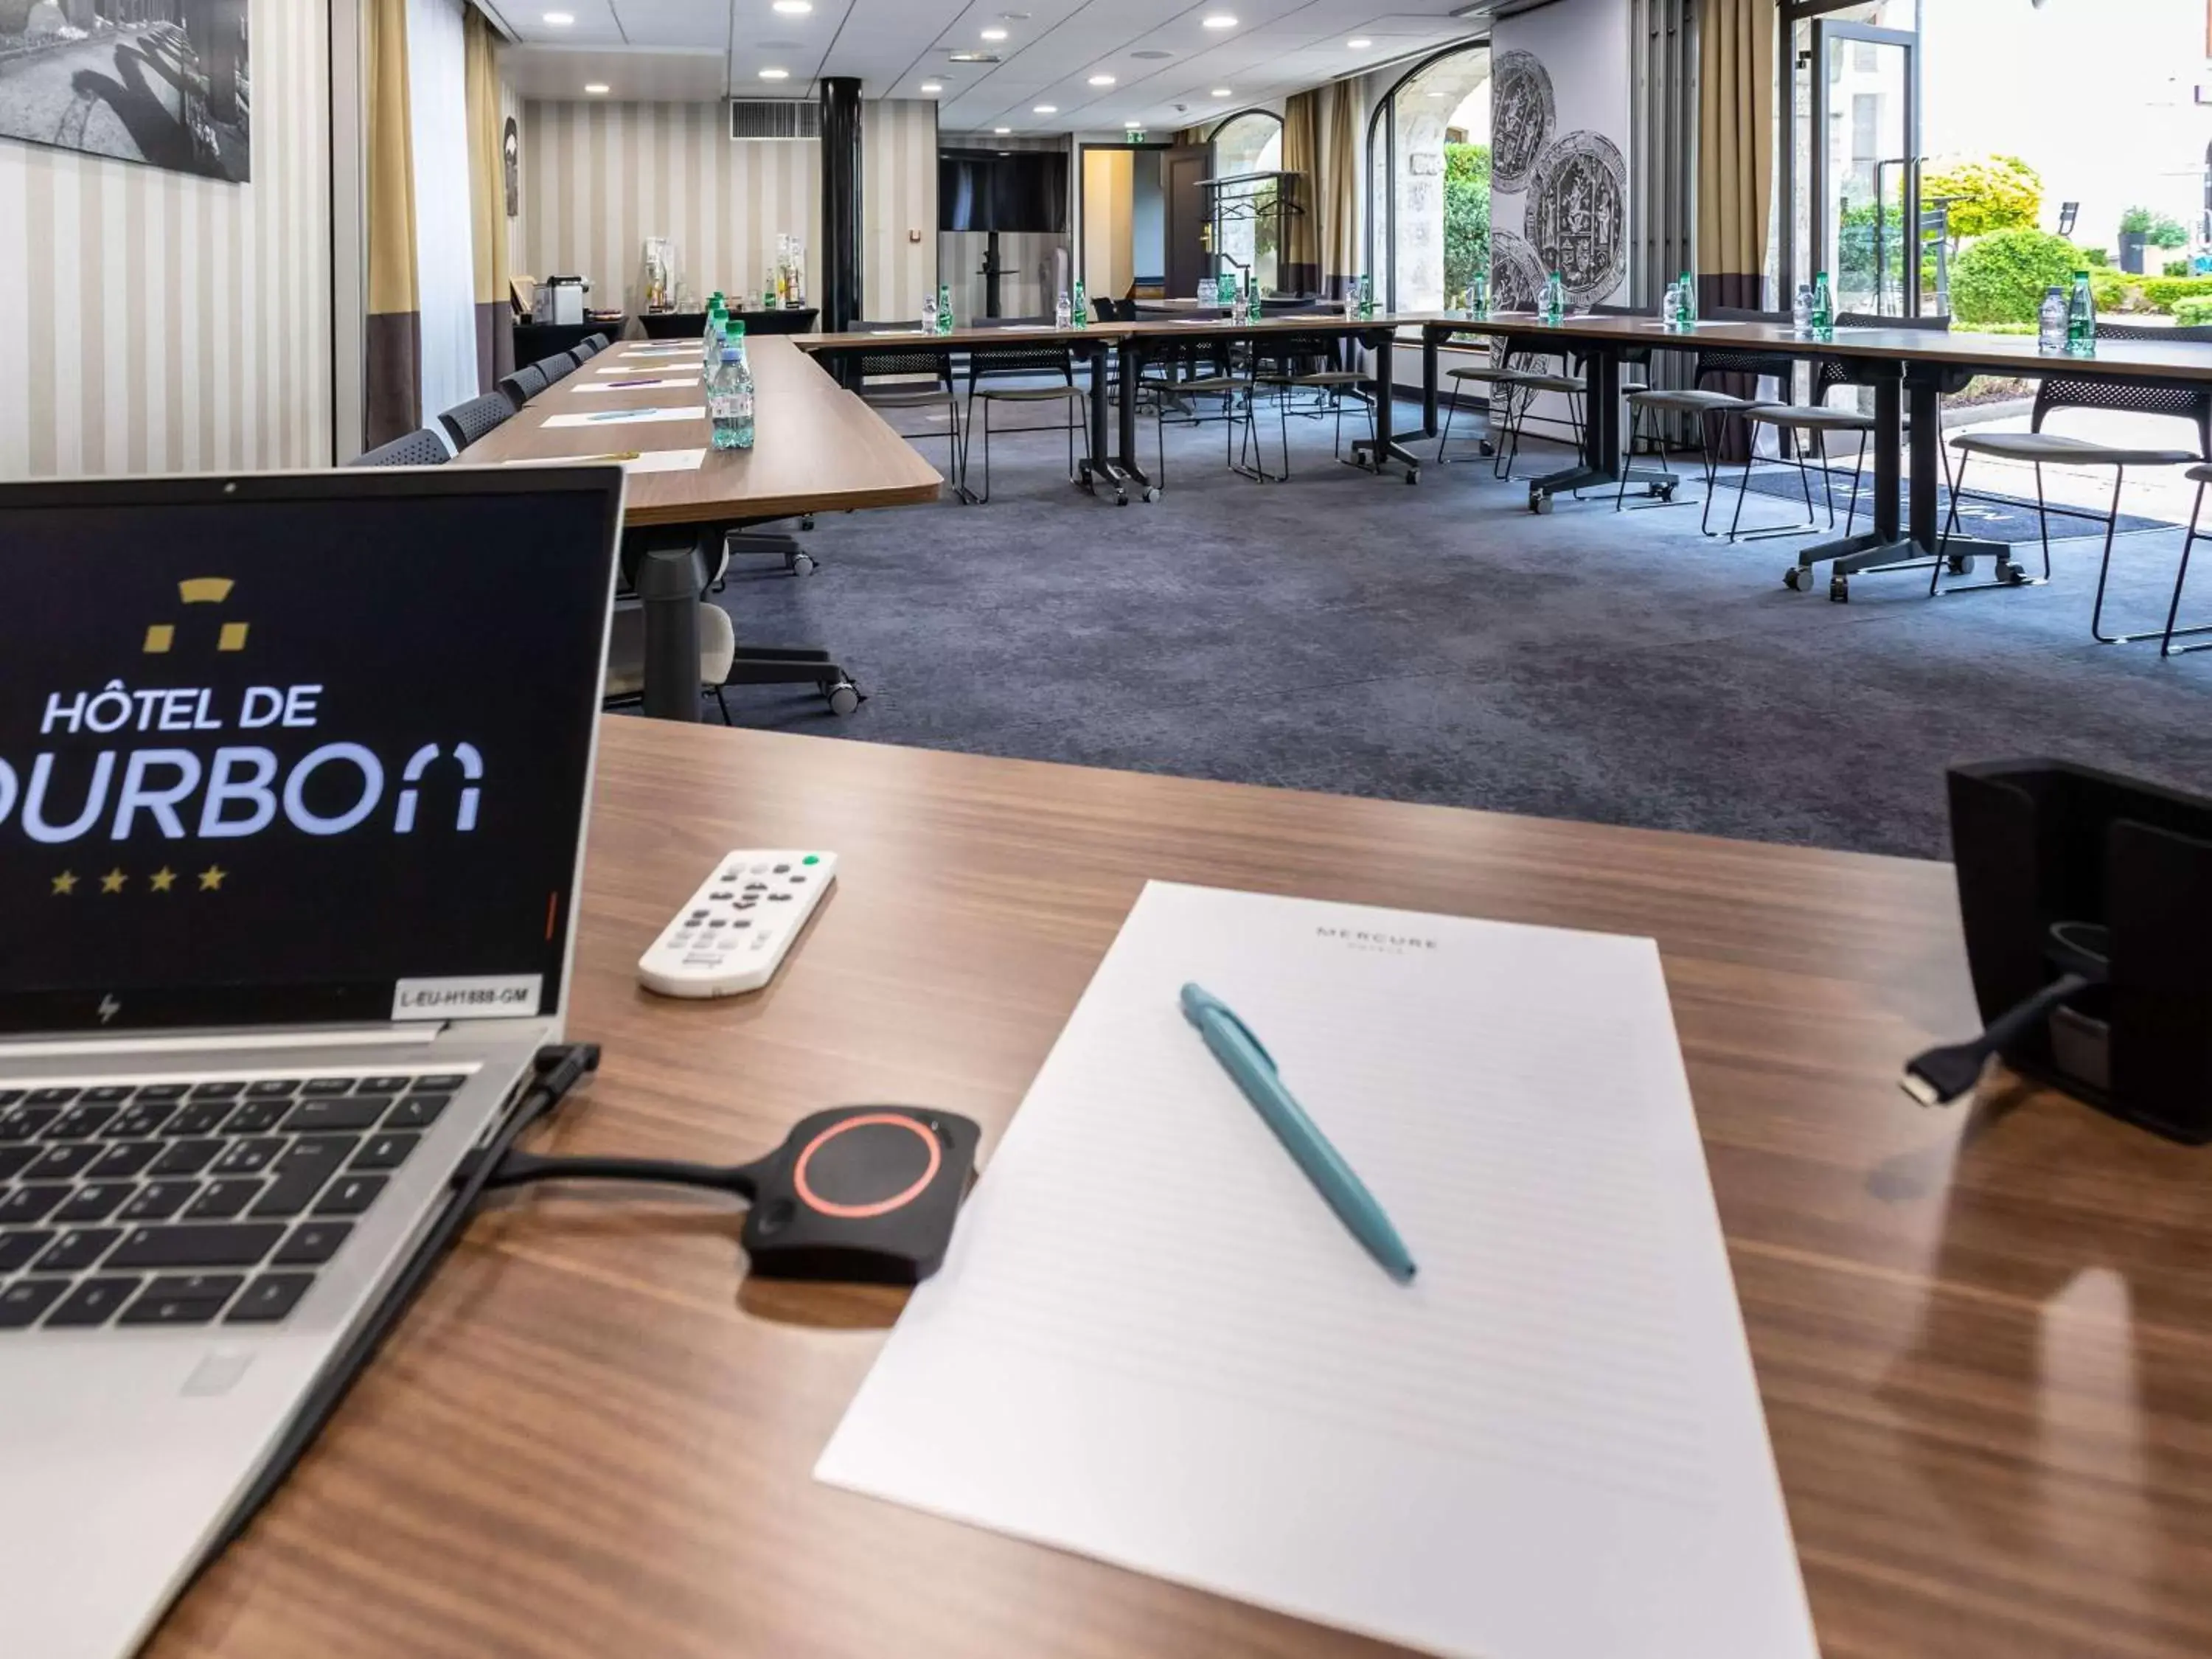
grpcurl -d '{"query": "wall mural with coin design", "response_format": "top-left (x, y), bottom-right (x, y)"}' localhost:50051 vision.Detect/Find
top-left (1489, 0), bottom-right (1631, 315)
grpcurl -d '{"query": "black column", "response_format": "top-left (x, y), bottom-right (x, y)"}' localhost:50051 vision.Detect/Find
top-left (821, 77), bottom-right (863, 344)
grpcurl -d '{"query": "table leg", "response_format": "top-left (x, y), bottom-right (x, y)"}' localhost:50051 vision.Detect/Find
top-left (1422, 327), bottom-right (1441, 437)
top-left (1115, 338), bottom-right (1154, 500)
top-left (1077, 339), bottom-right (1132, 503)
top-left (1520, 346), bottom-right (1672, 509)
top-left (1351, 331), bottom-right (1427, 481)
top-left (1790, 359), bottom-right (2005, 598)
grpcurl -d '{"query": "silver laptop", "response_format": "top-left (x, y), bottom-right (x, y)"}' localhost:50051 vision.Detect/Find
top-left (0, 464), bottom-right (625, 1658)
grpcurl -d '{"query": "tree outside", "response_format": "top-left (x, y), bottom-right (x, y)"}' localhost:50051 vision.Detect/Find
top-left (1444, 143), bottom-right (1490, 300)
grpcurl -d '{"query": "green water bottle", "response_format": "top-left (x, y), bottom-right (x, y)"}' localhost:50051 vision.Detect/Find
top-left (1810, 271), bottom-right (1834, 338)
top-left (2066, 271), bottom-right (2096, 356)
top-left (1072, 278), bottom-right (1088, 328)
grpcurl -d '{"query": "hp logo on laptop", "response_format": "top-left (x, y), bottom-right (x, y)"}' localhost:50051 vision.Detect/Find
top-left (97, 995), bottom-right (121, 1024)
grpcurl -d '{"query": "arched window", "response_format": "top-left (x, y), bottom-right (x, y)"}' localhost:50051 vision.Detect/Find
top-left (1211, 110), bottom-right (1284, 295)
top-left (1366, 46), bottom-right (1492, 312)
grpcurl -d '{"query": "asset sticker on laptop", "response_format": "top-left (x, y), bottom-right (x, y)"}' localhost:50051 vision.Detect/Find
top-left (392, 974), bottom-right (545, 1020)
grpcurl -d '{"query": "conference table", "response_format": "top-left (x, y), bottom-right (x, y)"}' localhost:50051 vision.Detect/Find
top-left (459, 335), bottom-right (941, 716)
top-left (149, 719), bottom-right (2212, 1659)
top-left (1423, 312), bottom-right (2212, 598)
top-left (792, 313), bottom-right (1442, 502)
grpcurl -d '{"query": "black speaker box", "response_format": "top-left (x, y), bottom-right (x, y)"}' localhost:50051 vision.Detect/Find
top-left (1949, 760), bottom-right (2212, 1141)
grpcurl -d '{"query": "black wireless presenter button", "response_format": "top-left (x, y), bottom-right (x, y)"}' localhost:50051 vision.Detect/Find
top-left (737, 1106), bottom-right (980, 1285)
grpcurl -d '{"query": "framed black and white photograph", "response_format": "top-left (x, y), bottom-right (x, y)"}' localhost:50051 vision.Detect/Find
top-left (0, 1), bottom-right (250, 182)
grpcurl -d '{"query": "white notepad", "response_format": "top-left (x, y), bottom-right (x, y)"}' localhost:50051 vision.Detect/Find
top-left (571, 376), bottom-right (700, 392)
top-left (616, 346), bottom-right (700, 359)
top-left (498, 447), bottom-right (706, 473)
top-left (540, 406), bottom-right (703, 428)
top-left (817, 882), bottom-right (1818, 1659)
top-left (597, 359), bottom-right (692, 373)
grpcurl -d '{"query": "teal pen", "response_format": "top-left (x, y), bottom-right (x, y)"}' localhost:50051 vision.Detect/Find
top-left (1179, 982), bottom-right (1416, 1283)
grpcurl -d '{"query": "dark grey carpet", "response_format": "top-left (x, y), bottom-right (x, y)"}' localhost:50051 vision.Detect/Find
top-left (703, 408), bottom-right (2212, 860)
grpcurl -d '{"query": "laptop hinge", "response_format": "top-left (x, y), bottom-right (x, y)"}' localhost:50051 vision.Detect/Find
top-left (0, 1024), bottom-right (451, 1062)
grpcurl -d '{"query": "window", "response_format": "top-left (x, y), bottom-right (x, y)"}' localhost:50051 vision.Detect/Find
top-left (1366, 45), bottom-right (1492, 312)
top-left (1210, 111), bottom-right (1284, 295)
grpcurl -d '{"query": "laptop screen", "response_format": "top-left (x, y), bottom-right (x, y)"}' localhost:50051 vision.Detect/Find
top-left (0, 469), bottom-right (622, 1035)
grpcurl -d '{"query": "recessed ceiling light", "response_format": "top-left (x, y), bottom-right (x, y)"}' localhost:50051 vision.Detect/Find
top-left (771, 0), bottom-right (811, 12)
top-left (1131, 49), bottom-right (1172, 59)
top-left (1211, 86), bottom-right (1233, 97)
top-left (994, 125), bottom-right (1012, 134)
top-left (981, 26), bottom-right (1007, 40)
top-left (759, 67), bottom-right (790, 80)
top-left (948, 51), bottom-right (1000, 62)
top-left (1033, 103), bottom-right (1057, 114)
top-left (543, 10), bottom-right (573, 24)
top-left (583, 82), bottom-right (609, 94)
top-left (1088, 73), bottom-right (1116, 86)
top-left (920, 80), bottom-right (944, 92)
top-left (1203, 14), bottom-right (1237, 28)
top-left (1348, 37), bottom-right (1372, 47)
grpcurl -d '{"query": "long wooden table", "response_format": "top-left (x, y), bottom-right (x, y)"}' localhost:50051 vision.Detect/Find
top-left (460, 336), bottom-right (942, 717)
top-left (1422, 311), bottom-right (2212, 597)
top-left (793, 313), bottom-right (1442, 501)
top-left (150, 720), bottom-right (2212, 1659)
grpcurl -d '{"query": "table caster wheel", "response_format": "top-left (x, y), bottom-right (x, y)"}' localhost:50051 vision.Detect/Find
top-left (1947, 552), bottom-right (1974, 575)
top-left (1998, 559), bottom-right (2028, 585)
top-left (821, 678), bottom-right (862, 717)
top-left (1829, 576), bottom-right (1850, 604)
top-left (1479, 439), bottom-right (1496, 457)
top-left (800, 515), bottom-right (816, 532)
top-left (1784, 566), bottom-right (1806, 591)
top-left (1528, 493), bottom-right (1554, 515)
top-left (1405, 468), bottom-right (1420, 486)
top-left (1144, 486), bottom-right (1161, 503)
top-left (1650, 481), bottom-right (1677, 501)
top-left (787, 552), bottom-right (815, 577)
top-left (1116, 490), bottom-right (1130, 505)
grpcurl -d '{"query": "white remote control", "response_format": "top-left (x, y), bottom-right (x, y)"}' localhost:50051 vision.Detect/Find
top-left (636, 849), bottom-right (838, 998)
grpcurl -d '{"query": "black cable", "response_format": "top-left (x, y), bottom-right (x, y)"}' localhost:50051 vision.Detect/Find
top-left (479, 1150), bottom-right (759, 1200)
top-left (201, 1043), bottom-right (601, 1563)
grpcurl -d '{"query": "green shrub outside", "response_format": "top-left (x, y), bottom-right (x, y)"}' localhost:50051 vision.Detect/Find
top-left (2139, 276), bottom-right (2212, 310)
top-left (1921, 155), bottom-right (2042, 240)
top-left (1951, 229), bottom-right (2087, 324)
top-left (2166, 260), bottom-right (2193, 278)
top-left (2090, 269), bottom-right (2135, 313)
top-left (1442, 144), bottom-right (1491, 299)
top-left (2174, 296), bottom-right (2212, 327)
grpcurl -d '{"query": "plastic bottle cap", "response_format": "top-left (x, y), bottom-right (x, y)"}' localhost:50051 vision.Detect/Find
top-left (728, 320), bottom-right (747, 335)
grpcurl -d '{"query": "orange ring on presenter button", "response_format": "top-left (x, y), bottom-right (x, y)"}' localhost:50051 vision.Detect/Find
top-left (791, 1113), bottom-right (942, 1219)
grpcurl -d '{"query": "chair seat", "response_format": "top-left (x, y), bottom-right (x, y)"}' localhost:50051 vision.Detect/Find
top-left (1259, 370), bottom-right (1366, 388)
top-left (2188, 462), bottom-right (2212, 484)
top-left (861, 387), bottom-right (953, 408)
top-left (1175, 377), bottom-right (1249, 394)
top-left (1746, 403), bottom-right (1876, 432)
top-left (1445, 366), bottom-right (1537, 386)
top-left (1624, 386), bottom-right (1762, 414)
top-left (1952, 431), bottom-right (2198, 467)
top-left (974, 385), bottom-right (1083, 403)
top-left (604, 602), bottom-right (737, 700)
top-left (1509, 374), bottom-right (1585, 396)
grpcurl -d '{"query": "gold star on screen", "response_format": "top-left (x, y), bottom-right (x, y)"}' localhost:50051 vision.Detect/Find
top-left (46, 866), bottom-right (230, 895)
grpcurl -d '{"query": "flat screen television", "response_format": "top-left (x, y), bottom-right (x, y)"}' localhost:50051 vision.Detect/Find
top-left (939, 149), bottom-right (1067, 234)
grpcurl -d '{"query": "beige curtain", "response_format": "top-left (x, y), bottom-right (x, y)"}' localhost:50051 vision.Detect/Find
top-left (1318, 80), bottom-right (1362, 301)
top-left (464, 7), bottom-right (513, 391)
top-left (1281, 90), bottom-right (1321, 296)
top-left (1697, 0), bottom-right (1775, 311)
top-left (364, 0), bottom-right (420, 448)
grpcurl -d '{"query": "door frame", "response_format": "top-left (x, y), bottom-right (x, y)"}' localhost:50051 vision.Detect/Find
top-left (1077, 140), bottom-right (1175, 302)
top-left (1778, 1), bottom-right (1924, 316)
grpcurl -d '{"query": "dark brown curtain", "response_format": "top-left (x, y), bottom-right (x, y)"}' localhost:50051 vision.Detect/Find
top-left (1281, 90), bottom-right (1321, 297)
top-left (1318, 80), bottom-right (1362, 302)
top-left (364, 0), bottom-right (421, 448)
top-left (1697, 0), bottom-right (1775, 314)
top-left (465, 7), bottom-right (514, 390)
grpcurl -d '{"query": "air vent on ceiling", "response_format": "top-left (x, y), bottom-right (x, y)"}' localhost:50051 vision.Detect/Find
top-left (729, 99), bottom-right (820, 141)
top-left (947, 51), bottom-right (1001, 63)
top-left (1130, 50), bottom-right (1172, 60)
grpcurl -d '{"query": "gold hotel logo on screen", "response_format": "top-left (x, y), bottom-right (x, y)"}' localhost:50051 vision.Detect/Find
top-left (142, 577), bottom-right (249, 656)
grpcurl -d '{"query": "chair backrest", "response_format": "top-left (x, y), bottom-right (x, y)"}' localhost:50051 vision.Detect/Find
top-left (1694, 306), bottom-right (1801, 386)
top-left (347, 426), bottom-right (451, 467)
top-left (437, 392), bottom-right (515, 453)
top-left (2033, 321), bottom-right (2212, 456)
top-left (968, 321), bottom-right (1076, 386)
top-left (741, 307), bottom-right (819, 335)
top-left (497, 362), bottom-right (549, 411)
top-left (537, 350), bottom-right (578, 385)
top-left (575, 334), bottom-right (606, 358)
top-left (850, 324), bottom-right (953, 387)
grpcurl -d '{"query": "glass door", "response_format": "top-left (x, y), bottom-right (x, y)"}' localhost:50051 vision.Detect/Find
top-left (1810, 19), bottom-right (1921, 315)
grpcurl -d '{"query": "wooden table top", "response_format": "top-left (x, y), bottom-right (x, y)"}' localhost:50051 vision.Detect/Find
top-left (151, 721), bottom-right (2212, 1659)
top-left (458, 336), bottom-right (942, 527)
top-left (1425, 309), bottom-right (2212, 380)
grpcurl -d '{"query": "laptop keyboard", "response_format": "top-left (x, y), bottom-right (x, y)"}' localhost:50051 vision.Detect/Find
top-left (0, 1074), bottom-right (465, 1333)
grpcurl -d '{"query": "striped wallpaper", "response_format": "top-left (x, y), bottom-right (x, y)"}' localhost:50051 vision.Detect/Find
top-left (0, 0), bottom-right (333, 479)
top-left (515, 97), bottom-right (937, 320)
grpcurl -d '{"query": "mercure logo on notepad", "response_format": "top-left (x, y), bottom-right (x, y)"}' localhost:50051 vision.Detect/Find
top-left (1315, 925), bottom-right (1437, 953)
